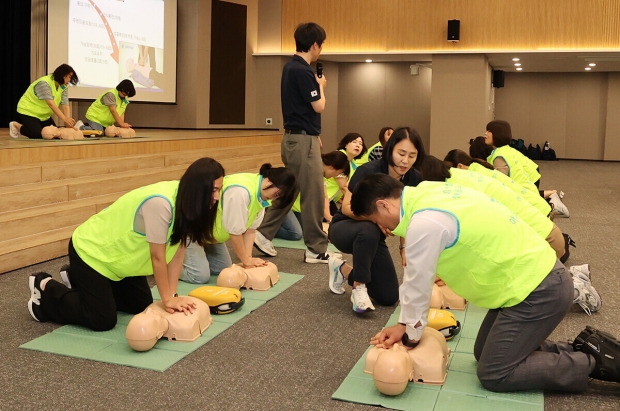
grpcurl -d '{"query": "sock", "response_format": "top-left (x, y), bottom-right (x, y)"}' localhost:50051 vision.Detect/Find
top-left (40, 277), bottom-right (52, 290)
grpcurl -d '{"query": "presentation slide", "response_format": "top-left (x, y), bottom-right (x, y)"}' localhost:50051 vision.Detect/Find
top-left (48, 0), bottom-right (177, 103)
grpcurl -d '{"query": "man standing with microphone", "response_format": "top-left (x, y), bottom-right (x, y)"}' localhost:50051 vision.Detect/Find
top-left (254, 22), bottom-right (339, 264)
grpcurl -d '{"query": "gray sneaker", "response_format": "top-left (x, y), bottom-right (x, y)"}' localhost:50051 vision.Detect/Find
top-left (549, 192), bottom-right (569, 218)
top-left (253, 231), bottom-right (277, 257)
top-left (569, 264), bottom-right (590, 280)
top-left (351, 284), bottom-right (375, 313)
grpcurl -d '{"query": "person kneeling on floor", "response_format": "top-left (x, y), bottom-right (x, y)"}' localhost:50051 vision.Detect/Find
top-left (351, 173), bottom-right (620, 392)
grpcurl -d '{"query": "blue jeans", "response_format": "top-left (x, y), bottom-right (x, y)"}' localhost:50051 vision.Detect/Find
top-left (180, 241), bottom-right (232, 284)
top-left (80, 121), bottom-right (104, 131)
top-left (275, 211), bottom-right (303, 241)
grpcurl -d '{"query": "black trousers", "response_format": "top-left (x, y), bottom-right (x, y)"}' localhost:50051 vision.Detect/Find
top-left (18, 113), bottom-right (56, 139)
top-left (40, 239), bottom-right (153, 331)
top-left (328, 218), bottom-right (399, 306)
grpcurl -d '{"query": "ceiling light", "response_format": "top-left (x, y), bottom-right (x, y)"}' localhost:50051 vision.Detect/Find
top-left (516, 67), bottom-right (523, 71)
top-left (365, 59), bottom-right (372, 63)
top-left (514, 63), bottom-right (521, 66)
top-left (585, 67), bottom-right (592, 71)
top-left (589, 63), bottom-right (596, 67)
top-left (512, 58), bottom-right (520, 61)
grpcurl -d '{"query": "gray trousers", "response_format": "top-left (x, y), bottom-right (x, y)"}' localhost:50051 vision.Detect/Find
top-left (474, 260), bottom-right (591, 392)
top-left (258, 133), bottom-right (327, 254)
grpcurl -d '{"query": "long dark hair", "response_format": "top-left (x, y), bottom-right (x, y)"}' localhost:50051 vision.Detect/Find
top-left (382, 126), bottom-right (426, 169)
top-left (321, 151), bottom-right (350, 177)
top-left (469, 136), bottom-right (493, 159)
top-left (418, 155), bottom-right (451, 182)
top-left (52, 64), bottom-right (79, 85)
top-left (378, 127), bottom-right (394, 146)
top-left (337, 132), bottom-right (368, 160)
top-left (170, 158), bottom-right (225, 246)
top-left (444, 149), bottom-right (494, 170)
top-left (260, 163), bottom-right (297, 206)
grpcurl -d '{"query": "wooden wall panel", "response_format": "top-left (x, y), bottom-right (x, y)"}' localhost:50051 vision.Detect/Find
top-left (282, 0), bottom-right (620, 52)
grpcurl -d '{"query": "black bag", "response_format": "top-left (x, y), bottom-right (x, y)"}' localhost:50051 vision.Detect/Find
top-left (526, 144), bottom-right (541, 160)
top-left (510, 138), bottom-right (527, 156)
top-left (541, 141), bottom-right (557, 161)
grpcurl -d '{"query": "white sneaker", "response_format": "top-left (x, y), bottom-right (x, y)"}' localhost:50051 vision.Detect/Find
top-left (351, 284), bottom-right (375, 313)
top-left (74, 120), bottom-right (85, 130)
top-left (304, 249), bottom-right (342, 264)
top-left (253, 231), bottom-right (277, 257)
top-left (573, 272), bottom-right (602, 315)
top-left (569, 264), bottom-right (590, 280)
top-left (549, 192), bottom-right (570, 218)
top-left (328, 256), bottom-right (346, 295)
top-left (9, 121), bottom-right (20, 138)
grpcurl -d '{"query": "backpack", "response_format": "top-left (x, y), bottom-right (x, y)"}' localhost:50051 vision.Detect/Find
top-left (526, 144), bottom-right (542, 160)
top-left (541, 141), bottom-right (557, 161)
top-left (510, 138), bottom-right (527, 156)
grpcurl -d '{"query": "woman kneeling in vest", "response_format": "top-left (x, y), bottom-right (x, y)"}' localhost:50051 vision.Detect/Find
top-left (9, 64), bottom-right (79, 139)
top-left (351, 174), bottom-right (620, 392)
top-left (26, 158), bottom-right (225, 331)
top-left (181, 164), bottom-right (296, 284)
top-left (83, 79), bottom-right (136, 132)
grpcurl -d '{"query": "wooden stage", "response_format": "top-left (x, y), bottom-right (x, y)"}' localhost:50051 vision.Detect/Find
top-left (0, 129), bottom-right (283, 273)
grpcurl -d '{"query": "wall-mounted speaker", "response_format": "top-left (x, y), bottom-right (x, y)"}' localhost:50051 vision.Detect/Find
top-left (492, 70), bottom-right (505, 88)
top-left (447, 20), bottom-right (460, 42)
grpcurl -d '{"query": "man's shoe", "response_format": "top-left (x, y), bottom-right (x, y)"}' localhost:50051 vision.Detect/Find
top-left (328, 257), bottom-right (346, 295)
top-left (573, 326), bottom-right (620, 383)
top-left (28, 272), bottom-right (51, 322)
top-left (253, 231), bottom-right (277, 257)
top-left (9, 122), bottom-right (20, 138)
top-left (549, 192), bottom-right (570, 218)
top-left (351, 284), bottom-right (375, 313)
top-left (304, 249), bottom-right (342, 264)
top-left (573, 272), bottom-right (602, 315)
top-left (60, 264), bottom-right (72, 289)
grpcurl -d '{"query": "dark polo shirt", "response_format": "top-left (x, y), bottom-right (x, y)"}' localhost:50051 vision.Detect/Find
top-left (281, 55), bottom-right (321, 136)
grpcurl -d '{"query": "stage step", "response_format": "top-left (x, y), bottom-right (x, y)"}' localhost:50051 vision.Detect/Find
top-left (0, 138), bottom-right (283, 274)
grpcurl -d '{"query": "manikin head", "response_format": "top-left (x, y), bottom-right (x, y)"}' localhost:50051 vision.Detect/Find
top-left (125, 307), bottom-right (169, 351)
top-left (217, 264), bottom-right (248, 289)
top-left (372, 344), bottom-right (413, 395)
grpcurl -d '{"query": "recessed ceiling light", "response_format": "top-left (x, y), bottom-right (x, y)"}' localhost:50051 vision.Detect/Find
top-left (514, 63), bottom-right (521, 66)
top-left (589, 63), bottom-right (596, 67)
top-left (365, 59), bottom-right (372, 63)
top-left (585, 67), bottom-right (592, 71)
top-left (516, 67), bottom-right (523, 71)
top-left (512, 58), bottom-right (520, 61)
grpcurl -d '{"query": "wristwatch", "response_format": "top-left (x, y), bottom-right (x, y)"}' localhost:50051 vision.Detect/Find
top-left (401, 331), bottom-right (419, 348)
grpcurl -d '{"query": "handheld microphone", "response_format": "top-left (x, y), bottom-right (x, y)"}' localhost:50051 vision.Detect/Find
top-left (316, 62), bottom-right (323, 78)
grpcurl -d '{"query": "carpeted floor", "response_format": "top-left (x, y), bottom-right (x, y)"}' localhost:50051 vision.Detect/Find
top-left (2, 159), bottom-right (620, 410)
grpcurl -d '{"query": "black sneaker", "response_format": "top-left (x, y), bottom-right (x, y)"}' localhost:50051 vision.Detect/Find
top-left (59, 264), bottom-right (72, 288)
top-left (28, 272), bottom-right (51, 322)
top-left (573, 325), bottom-right (620, 382)
top-left (304, 249), bottom-right (342, 264)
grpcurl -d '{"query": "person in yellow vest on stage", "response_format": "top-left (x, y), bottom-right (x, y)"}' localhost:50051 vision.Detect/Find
top-left (82, 79), bottom-right (136, 131)
top-left (26, 158), bottom-right (225, 331)
top-left (181, 164), bottom-right (297, 284)
top-left (350, 173), bottom-right (620, 393)
top-left (9, 64), bottom-right (79, 139)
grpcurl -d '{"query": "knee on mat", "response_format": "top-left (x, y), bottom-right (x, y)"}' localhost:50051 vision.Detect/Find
top-left (91, 312), bottom-right (118, 332)
top-left (477, 367), bottom-right (509, 392)
top-left (368, 289), bottom-right (399, 307)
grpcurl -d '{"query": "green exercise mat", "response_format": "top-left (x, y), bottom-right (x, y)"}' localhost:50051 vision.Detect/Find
top-left (20, 272), bottom-right (303, 372)
top-left (271, 238), bottom-right (340, 253)
top-left (332, 303), bottom-right (544, 411)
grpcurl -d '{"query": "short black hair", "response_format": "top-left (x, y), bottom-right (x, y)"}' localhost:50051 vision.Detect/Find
top-left (418, 155), bottom-right (451, 182)
top-left (350, 174), bottom-right (404, 217)
top-left (445, 149), bottom-right (494, 170)
top-left (170, 157), bottom-right (225, 246)
top-left (337, 132), bottom-right (368, 160)
top-left (321, 150), bottom-right (350, 177)
top-left (294, 22), bottom-right (326, 52)
top-left (486, 120), bottom-right (512, 147)
top-left (52, 64), bottom-right (79, 85)
top-left (378, 127), bottom-right (394, 146)
top-left (259, 163), bottom-right (297, 206)
top-left (117, 79), bottom-right (136, 97)
top-left (382, 127), bottom-right (426, 169)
